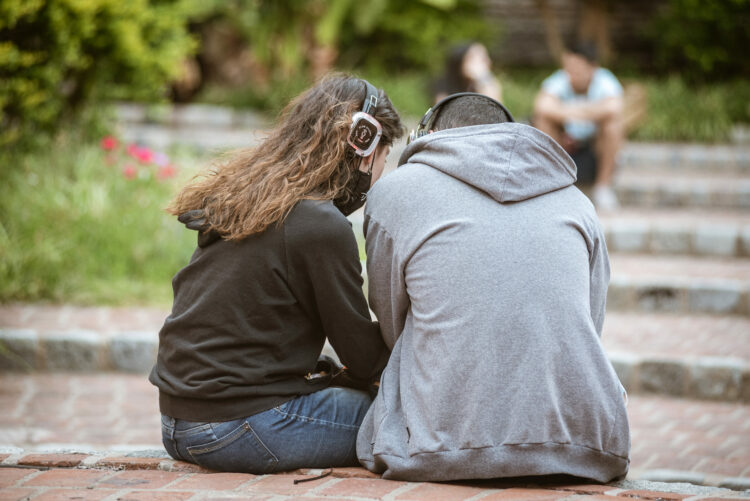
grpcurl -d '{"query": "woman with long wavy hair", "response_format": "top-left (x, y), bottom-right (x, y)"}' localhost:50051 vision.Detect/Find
top-left (149, 74), bottom-right (403, 474)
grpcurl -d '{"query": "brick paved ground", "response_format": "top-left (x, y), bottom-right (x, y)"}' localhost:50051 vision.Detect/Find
top-left (1, 373), bottom-right (748, 486)
top-left (602, 313), bottom-right (750, 360)
top-left (608, 255), bottom-right (750, 281)
top-left (1, 459), bottom-right (748, 500)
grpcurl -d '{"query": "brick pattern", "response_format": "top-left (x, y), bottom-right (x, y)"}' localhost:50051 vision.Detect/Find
top-left (1, 463), bottom-right (749, 500)
top-left (602, 313), bottom-right (750, 361)
top-left (1, 374), bottom-right (748, 484)
top-left (0, 373), bottom-right (161, 447)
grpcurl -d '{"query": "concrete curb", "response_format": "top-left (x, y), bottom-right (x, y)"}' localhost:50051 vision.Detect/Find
top-left (0, 329), bottom-right (156, 373)
top-left (114, 102), bottom-right (270, 130)
top-left (607, 277), bottom-right (750, 316)
top-left (618, 143), bottom-right (750, 173)
top-left (2, 329), bottom-right (748, 402)
top-left (609, 352), bottom-right (750, 402)
top-left (615, 183), bottom-right (750, 210)
top-left (0, 449), bottom-right (747, 496)
top-left (604, 222), bottom-right (750, 257)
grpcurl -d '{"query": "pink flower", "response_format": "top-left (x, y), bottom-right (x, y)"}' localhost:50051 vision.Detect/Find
top-left (122, 164), bottom-right (137, 179)
top-left (100, 135), bottom-right (118, 151)
top-left (157, 164), bottom-right (178, 180)
top-left (135, 147), bottom-right (153, 164)
top-left (126, 144), bottom-right (153, 164)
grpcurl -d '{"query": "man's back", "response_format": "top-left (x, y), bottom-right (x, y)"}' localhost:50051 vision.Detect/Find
top-left (357, 123), bottom-right (630, 482)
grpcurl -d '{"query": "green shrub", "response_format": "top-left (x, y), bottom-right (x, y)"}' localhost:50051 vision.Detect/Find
top-left (631, 75), bottom-right (746, 143)
top-left (0, 0), bottom-right (197, 147)
top-left (0, 131), bottom-right (200, 305)
top-left (647, 0), bottom-right (750, 81)
top-left (337, 0), bottom-right (495, 74)
top-left (185, 0), bottom-right (491, 85)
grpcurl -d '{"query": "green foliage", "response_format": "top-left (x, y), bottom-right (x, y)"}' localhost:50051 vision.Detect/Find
top-left (647, 0), bottom-right (750, 81)
top-left (0, 131), bottom-right (200, 305)
top-left (356, 70), bottom-right (433, 119)
top-left (337, 0), bottom-right (495, 73)
top-left (0, 0), bottom-right (197, 146)
top-left (630, 75), bottom-right (748, 142)
top-left (185, 0), bottom-right (491, 79)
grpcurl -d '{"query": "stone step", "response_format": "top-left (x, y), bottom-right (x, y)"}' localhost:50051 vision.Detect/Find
top-left (600, 209), bottom-right (750, 257)
top-left (1, 373), bottom-right (748, 491)
top-left (602, 312), bottom-right (749, 402)
top-left (611, 172), bottom-right (750, 209)
top-left (115, 102), bottom-right (271, 130)
top-left (607, 254), bottom-right (750, 316)
top-left (618, 142), bottom-right (750, 173)
top-left (1, 305), bottom-right (747, 403)
top-left (119, 123), bottom-right (267, 153)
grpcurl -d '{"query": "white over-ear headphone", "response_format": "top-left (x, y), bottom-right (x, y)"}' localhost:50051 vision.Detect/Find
top-left (347, 80), bottom-right (382, 157)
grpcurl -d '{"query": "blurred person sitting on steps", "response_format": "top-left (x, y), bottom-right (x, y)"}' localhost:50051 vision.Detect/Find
top-left (533, 41), bottom-right (624, 211)
top-left (149, 74), bottom-right (403, 474)
top-left (433, 41), bottom-right (502, 103)
top-left (356, 93), bottom-right (630, 482)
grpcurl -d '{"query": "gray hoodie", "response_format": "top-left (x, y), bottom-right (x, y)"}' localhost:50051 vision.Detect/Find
top-left (356, 123), bottom-right (630, 482)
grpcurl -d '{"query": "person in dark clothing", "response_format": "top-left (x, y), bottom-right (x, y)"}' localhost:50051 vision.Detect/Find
top-left (433, 42), bottom-right (502, 103)
top-left (148, 74), bottom-right (404, 474)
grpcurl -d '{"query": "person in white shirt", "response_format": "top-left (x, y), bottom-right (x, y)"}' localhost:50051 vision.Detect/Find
top-left (533, 42), bottom-right (624, 211)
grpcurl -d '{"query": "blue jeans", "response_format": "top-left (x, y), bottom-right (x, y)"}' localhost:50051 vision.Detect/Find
top-left (160, 387), bottom-right (371, 474)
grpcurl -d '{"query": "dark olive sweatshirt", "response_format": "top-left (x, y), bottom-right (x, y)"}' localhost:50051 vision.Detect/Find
top-left (148, 199), bottom-right (389, 422)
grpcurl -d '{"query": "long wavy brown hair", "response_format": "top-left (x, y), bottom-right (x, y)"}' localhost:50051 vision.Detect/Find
top-left (168, 74), bottom-right (404, 240)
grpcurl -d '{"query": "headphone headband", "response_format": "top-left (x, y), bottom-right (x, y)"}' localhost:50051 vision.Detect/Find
top-left (361, 80), bottom-right (378, 115)
top-left (409, 92), bottom-right (515, 143)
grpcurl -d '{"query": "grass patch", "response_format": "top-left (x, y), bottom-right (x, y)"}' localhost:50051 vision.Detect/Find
top-left (0, 131), bottom-right (204, 306)
top-left (630, 75), bottom-right (749, 143)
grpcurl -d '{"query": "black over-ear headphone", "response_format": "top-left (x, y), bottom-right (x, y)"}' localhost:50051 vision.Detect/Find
top-left (347, 80), bottom-right (382, 157)
top-left (408, 92), bottom-right (515, 144)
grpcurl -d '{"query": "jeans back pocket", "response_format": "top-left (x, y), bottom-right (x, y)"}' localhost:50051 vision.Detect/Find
top-left (185, 420), bottom-right (279, 474)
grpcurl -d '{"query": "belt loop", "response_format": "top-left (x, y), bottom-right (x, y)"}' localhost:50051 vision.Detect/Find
top-left (169, 416), bottom-right (177, 440)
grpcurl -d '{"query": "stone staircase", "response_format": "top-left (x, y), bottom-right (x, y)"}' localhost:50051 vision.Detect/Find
top-left (599, 146), bottom-right (749, 404)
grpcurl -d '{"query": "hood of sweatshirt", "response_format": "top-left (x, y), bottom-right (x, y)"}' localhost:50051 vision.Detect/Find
top-left (178, 210), bottom-right (221, 247)
top-left (397, 122), bottom-right (577, 203)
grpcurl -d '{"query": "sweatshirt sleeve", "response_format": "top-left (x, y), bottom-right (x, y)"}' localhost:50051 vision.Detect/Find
top-left (364, 213), bottom-right (410, 350)
top-left (286, 202), bottom-right (389, 381)
top-left (589, 220), bottom-right (611, 337)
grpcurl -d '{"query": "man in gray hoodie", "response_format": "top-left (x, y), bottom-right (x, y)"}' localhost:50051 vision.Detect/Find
top-left (356, 94), bottom-right (630, 482)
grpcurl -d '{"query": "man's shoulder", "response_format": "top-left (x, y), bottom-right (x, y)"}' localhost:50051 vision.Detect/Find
top-left (369, 164), bottom-right (430, 199)
top-left (365, 164), bottom-right (439, 225)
